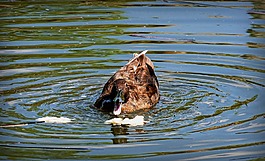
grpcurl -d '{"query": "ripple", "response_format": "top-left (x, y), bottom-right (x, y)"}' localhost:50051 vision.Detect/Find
top-left (1, 1), bottom-right (265, 160)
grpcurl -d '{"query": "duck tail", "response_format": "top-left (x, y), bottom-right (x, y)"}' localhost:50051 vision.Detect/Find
top-left (127, 50), bottom-right (155, 70)
top-left (127, 50), bottom-right (148, 65)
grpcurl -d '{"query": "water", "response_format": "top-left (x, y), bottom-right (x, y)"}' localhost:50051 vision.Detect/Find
top-left (0, 0), bottom-right (265, 160)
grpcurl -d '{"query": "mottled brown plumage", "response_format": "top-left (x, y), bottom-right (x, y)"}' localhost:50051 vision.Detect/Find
top-left (94, 50), bottom-right (159, 115)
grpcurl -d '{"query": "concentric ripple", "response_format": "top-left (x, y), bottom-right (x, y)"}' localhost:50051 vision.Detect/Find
top-left (1, 0), bottom-right (265, 160)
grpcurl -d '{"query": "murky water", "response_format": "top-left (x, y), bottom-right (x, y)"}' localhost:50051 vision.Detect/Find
top-left (1, 0), bottom-right (265, 160)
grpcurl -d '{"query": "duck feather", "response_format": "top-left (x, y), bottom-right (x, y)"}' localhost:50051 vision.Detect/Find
top-left (94, 50), bottom-right (159, 114)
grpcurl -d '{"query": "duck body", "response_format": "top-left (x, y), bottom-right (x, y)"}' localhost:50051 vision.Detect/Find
top-left (94, 50), bottom-right (159, 115)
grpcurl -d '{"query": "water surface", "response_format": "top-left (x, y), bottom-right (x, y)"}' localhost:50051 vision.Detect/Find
top-left (0, 0), bottom-right (265, 160)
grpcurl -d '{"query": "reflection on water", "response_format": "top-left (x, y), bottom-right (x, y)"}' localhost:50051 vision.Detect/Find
top-left (111, 126), bottom-right (129, 144)
top-left (0, 0), bottom-right (265, 160)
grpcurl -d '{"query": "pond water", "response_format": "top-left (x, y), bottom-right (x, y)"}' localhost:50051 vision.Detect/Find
top-left (0, 0), bottom-right (265, 160)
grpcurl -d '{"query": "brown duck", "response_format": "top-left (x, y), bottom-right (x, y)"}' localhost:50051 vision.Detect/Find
top-left (94, 50), bottom-right (159, 115)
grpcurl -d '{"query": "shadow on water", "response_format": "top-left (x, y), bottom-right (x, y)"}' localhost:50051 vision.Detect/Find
top-left (0, 0), bottom-right (265, 160)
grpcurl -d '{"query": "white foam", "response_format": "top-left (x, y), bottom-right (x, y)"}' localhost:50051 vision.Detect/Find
top-left (36, 116), bottom-right (72, 124)
top-left (104, 118), bottom-right (123, 125)
top-left (104, 115), bottom-right (146, 126)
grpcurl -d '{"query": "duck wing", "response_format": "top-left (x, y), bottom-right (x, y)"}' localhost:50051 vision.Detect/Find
top-left (124, 51), bottom-right (159, 110)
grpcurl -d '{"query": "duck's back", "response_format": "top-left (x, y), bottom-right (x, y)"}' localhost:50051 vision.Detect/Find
top-left (94, 50), bottom-right (159, 113)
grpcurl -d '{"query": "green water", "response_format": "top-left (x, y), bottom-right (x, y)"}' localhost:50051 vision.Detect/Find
top-left (0, 0), bottom-right (265, 160)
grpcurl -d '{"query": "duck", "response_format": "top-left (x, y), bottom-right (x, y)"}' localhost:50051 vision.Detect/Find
top-left (94, 50), bottom-right (159, 115)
